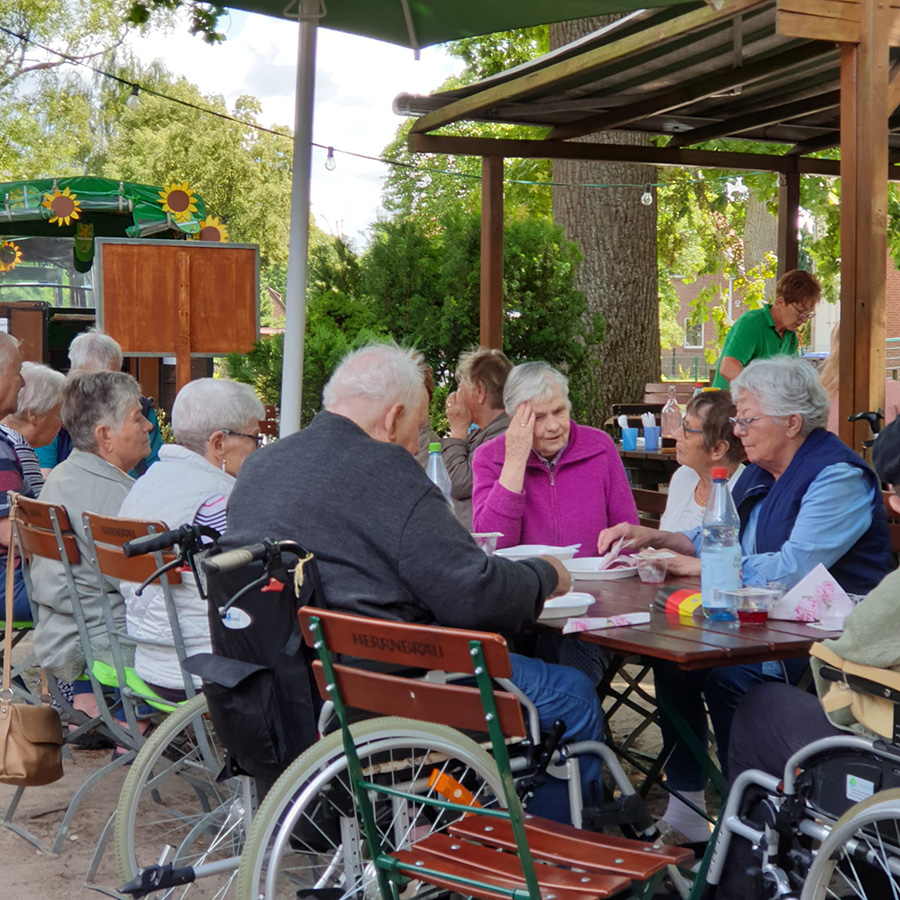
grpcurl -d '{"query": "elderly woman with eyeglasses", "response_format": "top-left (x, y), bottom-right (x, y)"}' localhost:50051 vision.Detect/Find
top-left (659, 391), bottom-right (745, 533)
top-left (118, 377), bottom-right (264, 699)
top-left (472, 361), bottom-right (638, 556)
top-left (599, 357), bottom-right (894, 848)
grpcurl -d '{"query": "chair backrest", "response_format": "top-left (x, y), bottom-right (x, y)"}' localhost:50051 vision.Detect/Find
top-left (13, 493), bottom-right (79, 564)
top-left (632, 488), bottom-right (668, 529)
top-left (81, 512), bottom-right (181, 585)
top-left (259, 404), bottom-right (278, 437)
top-left (298, 607), bottom-right (527, 739)
top-left (883, 490), bottom-right (900, 554)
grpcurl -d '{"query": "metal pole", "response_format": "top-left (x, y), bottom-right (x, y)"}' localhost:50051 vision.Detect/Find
top-left (279, 0), bottom-right (320, 437)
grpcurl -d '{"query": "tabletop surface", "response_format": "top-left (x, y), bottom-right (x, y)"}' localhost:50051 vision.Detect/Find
top-left (543, 575), bottom-right (839, 670)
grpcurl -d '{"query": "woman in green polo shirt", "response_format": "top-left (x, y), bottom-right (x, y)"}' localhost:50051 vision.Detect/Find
top-left (712, 269), bottom-right (821, 389)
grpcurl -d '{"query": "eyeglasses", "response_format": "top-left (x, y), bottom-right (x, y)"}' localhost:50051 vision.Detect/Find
top-left (792, 305), bottom-right (816, 321)
top-left (729, 414), bottom-right (773, 431)
top-left (218, 429), bottom-right (264, 448)
top-left (680, 416), bottom-right (704, 435)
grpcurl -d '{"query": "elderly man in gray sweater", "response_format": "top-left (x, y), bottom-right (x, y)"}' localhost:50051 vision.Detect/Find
top-left (225, 342), bottom-right (604, 822)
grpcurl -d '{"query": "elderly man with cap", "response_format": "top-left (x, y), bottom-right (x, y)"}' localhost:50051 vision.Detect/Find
top-left (709, 416), bottom-right (900, 898)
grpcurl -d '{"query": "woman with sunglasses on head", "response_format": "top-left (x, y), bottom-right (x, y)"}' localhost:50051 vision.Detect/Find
top-left (659, 391), bottom-right (745, 533)
top-left (600, 357), bottom-right (894, 849)
top-left (118, 377), bottom-right (264, 700)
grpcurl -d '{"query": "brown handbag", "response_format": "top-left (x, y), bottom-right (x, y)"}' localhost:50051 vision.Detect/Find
top-left (0, 496), bottom-right (63, 786)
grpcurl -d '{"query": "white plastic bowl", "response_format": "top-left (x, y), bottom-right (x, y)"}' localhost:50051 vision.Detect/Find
top-left (494, 544), bottom-right (579, 562)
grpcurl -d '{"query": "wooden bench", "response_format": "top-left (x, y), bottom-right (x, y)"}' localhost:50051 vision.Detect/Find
top-left (299, 608), bottom-right (693, 900)
top-left (633, 488), bottom-right (668, 529)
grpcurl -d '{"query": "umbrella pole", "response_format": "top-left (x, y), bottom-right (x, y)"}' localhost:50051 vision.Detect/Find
top-left (279, 0), bottom-right (320, 437)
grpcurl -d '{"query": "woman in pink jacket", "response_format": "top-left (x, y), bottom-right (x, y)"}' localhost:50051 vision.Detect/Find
top-left (472, 362), bottom-right (638, 556)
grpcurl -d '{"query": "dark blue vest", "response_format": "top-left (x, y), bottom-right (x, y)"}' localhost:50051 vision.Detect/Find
top-left (730, 428), bottom-right (894, 595)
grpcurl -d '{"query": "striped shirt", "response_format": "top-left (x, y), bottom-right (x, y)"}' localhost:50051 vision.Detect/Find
top-left (0, 426), bottom-right (44, 495)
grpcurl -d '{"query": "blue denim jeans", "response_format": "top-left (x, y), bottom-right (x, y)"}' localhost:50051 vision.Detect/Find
top-left (656, 657), bottom-right (811, 789)
top-left (0, 559), bottom-right (31, 622)
top-left (509, 652), bottom-right (604, 823)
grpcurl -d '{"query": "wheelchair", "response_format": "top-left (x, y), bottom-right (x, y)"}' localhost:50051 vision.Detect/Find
top-left (703, 660), bottom-right (900, 899)
top-left (118, 536), bottom-right (665, 899)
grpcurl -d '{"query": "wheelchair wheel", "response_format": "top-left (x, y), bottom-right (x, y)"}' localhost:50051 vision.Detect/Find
top-left (801, 787), bottom-right (900, 900)
top-left (235, 716), bottom-right (505, 900)
top-left (116, 693), bottom-right (249, 898)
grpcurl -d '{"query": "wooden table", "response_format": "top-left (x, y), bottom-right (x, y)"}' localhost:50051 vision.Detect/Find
top-left (554, 574), bottom-right (838, 670)
top-left (543, 574), bottom-right (840, 797)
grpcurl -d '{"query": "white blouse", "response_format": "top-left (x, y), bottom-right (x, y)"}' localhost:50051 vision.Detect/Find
top-left (659, 464), bottom-right (745, 533)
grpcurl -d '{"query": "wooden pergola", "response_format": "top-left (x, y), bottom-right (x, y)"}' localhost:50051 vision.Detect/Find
top-left (396, 0), bottom-right (899, 449)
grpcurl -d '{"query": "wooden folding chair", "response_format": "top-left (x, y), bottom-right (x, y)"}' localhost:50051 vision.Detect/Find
top-left (293, 609), bottom-right (693, 900)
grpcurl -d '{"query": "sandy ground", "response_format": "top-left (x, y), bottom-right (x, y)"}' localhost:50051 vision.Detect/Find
top-left (1, 661), bottom-right (675, 900)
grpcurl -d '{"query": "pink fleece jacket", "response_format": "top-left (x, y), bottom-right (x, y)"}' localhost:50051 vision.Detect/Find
top-left (471, 421), bottom-right (638, 557)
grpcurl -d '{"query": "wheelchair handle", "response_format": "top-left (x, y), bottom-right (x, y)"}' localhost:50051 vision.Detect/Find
top-left (123, 523), bottom-right (219, 558)
top-left (203, 541), bottom-right (272, 575)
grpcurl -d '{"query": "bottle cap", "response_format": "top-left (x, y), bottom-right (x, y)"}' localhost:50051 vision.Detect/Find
top-left (711, 466), bottom-right (728, 480)
top-left (428, 442), bottom-right (441, 453)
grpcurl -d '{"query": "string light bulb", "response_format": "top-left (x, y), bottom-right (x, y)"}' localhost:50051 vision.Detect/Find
top-left (125, 84), bottom-right (140, 110)
top-left (324, 147), bottom-right (336, 171)
top-left (640, 185), bottom-right (654, 206)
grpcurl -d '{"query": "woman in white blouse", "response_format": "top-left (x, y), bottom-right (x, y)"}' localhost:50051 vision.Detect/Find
top-left (659, 390), bottom-right (745, 533)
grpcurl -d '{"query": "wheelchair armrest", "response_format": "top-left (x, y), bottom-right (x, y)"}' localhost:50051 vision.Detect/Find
top-left (819, 663), bottom-right (900, 705)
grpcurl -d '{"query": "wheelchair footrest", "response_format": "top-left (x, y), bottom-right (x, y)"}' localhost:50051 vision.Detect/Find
top-left (451, 815), bottom-right (692, 879)
top-left (393, 832), bottom-right (630, 900)
top-left (119, 864), bottom-right (195, 898)
top-left (581, 794), bottom-right (653, 833)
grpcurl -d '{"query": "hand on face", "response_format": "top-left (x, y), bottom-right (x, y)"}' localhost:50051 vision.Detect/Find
top-left (445, 390), bottom-right (472, 438)
top-left (504, 401), bottom-right (535, 466)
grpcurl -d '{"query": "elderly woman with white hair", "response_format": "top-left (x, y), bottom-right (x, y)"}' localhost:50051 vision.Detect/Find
top-left (1, 361), bottom-right (65, 494)
top-left (31, 370), bottom-right (153, 692)
top-left (36, 328), bottom-right (163, 477)
top-left (118, 378), bottom-right (264, 699)
top-left (599, 356), bottom-right (895, 848)
top-left (472, 361), bottom-right (638, 555)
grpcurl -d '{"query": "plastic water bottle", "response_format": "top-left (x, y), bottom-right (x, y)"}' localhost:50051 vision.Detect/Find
top-left (700, 466), bottom-right (741, 620)
top-left (426, 442), bottom-right (454, 510)
top-left (661, 386), bottom-right (681, 439)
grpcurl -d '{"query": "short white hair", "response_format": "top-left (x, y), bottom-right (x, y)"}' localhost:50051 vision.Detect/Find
top-left (731, 357), bottom-right (830, 434)
top-left (17, 362), bottom-right (65, 417)
top-left (62, 370), bottom-right (142, 453)
top-left (323, 343), bottom-right (425, 413)
top-left (68, 329), bottom-right (123, 372)
top-left (172, 378), bottom-right (265, 456)
top-left (0, 332), bottom-right (21, 377)
top-left (503, 362), bottom-right (570, 416)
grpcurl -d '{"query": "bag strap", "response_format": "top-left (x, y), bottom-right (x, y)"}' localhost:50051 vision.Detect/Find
top-left (2, 494), bottom-right (17, 696)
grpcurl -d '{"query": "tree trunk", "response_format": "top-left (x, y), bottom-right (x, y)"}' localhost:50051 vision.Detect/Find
top-left (744, 193), bottom-right (778, 301)
top-left (550, 17), bottom-right (660, 425)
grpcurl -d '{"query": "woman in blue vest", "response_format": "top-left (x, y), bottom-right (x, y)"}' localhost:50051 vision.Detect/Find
top-left (598, 356), bottom-right (894, 848)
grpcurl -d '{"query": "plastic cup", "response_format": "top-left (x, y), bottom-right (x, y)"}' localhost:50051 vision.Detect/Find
top-left (471, 532), bottom-right (502, 556)
top-left (636, 555), bottom-right (669, 584)
top-left (643, 425), bottom-right (660, 452)
top-left (721, 587), bottom-right (780, 625)
top-left (622, 427), bottom-right (638, 451)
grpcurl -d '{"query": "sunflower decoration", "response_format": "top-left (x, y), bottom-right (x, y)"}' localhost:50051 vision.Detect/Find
top-left (42, 186), bottom-right (82, 226)
top-left (193, 215), bottom-right (228, 242)
top-left (0, 241), bottom-right (22, 272)
top-left (158, 182), bottom-right (199, 223)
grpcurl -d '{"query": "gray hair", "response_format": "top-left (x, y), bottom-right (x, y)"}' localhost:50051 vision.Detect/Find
top-left (68, 329), bottom-right (123, 372)
top-left (62, 370), bottom-right (142, 453)
top-left (16, 362), bottom-right (65, 417)
top-left (730, 357), bottom-right (830, 434)
top-left (323, 343), bottom-right (425, 413)
top-left (503, 362), bottom-right (571, 416)
top-left (0, 332), bottom-right (21, 377)
top-left (172, 378), bottom-right (265, 455)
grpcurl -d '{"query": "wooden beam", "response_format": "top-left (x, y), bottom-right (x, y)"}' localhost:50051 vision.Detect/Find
top-left (176, 251), bottom-right (192, 393)
top-left (480, 157), bottom-right (504, 351)
top-left (547, 43), bottom-right (832, 141)
top-left (667, 89), bottom-right (840, 148)
top-left (838, 0), bottom-right (890, 451)
top-left (410, 0), bottom-right (769, 135)
top-left (777, 10), bottom-right (861, 42)
top-left (777, 170), bottom-right (801, 277)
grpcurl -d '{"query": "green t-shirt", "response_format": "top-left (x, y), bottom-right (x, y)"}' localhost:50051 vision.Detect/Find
top-left (712, 305), bottom-right (798, 389)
